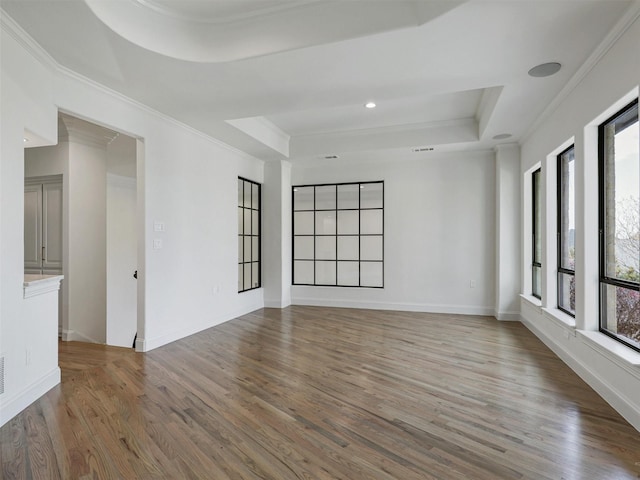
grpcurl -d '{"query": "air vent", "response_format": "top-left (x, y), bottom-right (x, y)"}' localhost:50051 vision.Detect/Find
top-left (0, 355), bottom-right (4, 395)
top-left (324, 155), bottom-right (339, 159)
top-left (412, 147), bottom-right (434, 152)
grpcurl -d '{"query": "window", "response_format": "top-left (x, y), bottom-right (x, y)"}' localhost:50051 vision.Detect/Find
top-left (557, 146), bottom-right (575, 315)
top-left (238, 177), bottom-right (261, 292)
top-left (598, 99), bottom-right (639, 351)
top-left (532, 168), bottom-right (542, 298)
top-left (292, 181), bottom-right (383, 287)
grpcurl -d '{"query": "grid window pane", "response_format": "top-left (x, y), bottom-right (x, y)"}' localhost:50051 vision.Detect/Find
top-left (294, 261), bottom-right (314, 284)
top-left (243, 183), bottom-right (252, 208)
top-left (361, 235), bottom-right (383, 261)
top-left (337, 210), bottom-right (359, 234)
top-left (360, 183), bottom-right (383, 209)
top-left (238, 264), bottom-right (243, 291)
top-left (294, 211), bottom-right (314, 235)
top-left (361, 262), bottom-right (383, 287)
top-left (337, 261), bottom-right (359, 286)
top-left (238, 236), bottom-right (243, 263)
top-left (315, 211), bottom-right (336, 235)
top-left (558, 272), bottom-right (575, 315)
top-left (252, 210), bottom-right (259, 234)
top-left (237, 179), bottom-right (243, 207)
top-left (251, 183), bottom-right (259, 210)
top-left (601, 283), bottom-right (640, 349)
top-left (361, 209), bottom-right (383, 234)
top-left (252, 237), bottom-right (259, 262)
top-left (315, 185), bottom-right (336, 210)
top-left (244, 209), bottom-right (251, 235)
top-left (244, 263), bottom-right (251, 290)
top-left (294, 236), bottom-right (314, 260)
top-left (237, 208), bottom-right (244, 234)
top-left (252, 263), bottom-right (260, 289)
top-left (244, 236), bottom-right (252, 263)
top-left (315, 261), bottom-right (337, 285)
top-left (337, 236), bottom-right (359, 260)
top-left (293, 187), bottom-right (314, 211)
top-left (338, 184), bottom-right (359, 209)
top-left (533, 265), bottom-right (542, 298)
top-left (558, 147), bottom-right (576, 272)
top-left (316, 236), bottom-right (336, 260)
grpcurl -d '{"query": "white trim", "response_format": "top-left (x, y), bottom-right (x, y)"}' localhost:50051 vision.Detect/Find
top-left (0, 9), bottom-right (57, 72)
top-left (292, 298), bottom-right (495, 316)
top-left (578, 330), bottom-right (640, 370)
top-left (264, 300), bottom-right (292, 308)
top-left (0, 368), bottom-right (60, 427)
top-left (520, 315), bottom-right (640, 432)
top-left (61, 329), bottom-right (100, 344)
top-left (138, 302), bottom-right (264, 352)
top-left (23, 275), bottom-right (64, 299)
top-left (521, 2), bottom-right (640, 143)
top-left (494, 310), bottom-right (520, 321)
top-left (542, 307), bottom-right (576, 333)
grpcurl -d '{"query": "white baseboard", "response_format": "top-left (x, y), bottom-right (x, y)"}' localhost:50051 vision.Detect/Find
top-left (494, 310), bottom-right (521, 321)
top-left (264, 299), bottom-right (292, 308)
top-left (61, 329), bottom-right (100, 343)
top-left (521, 316), bottom-right (640, 432)
top-left (137, 302), bottom-right (264, 352)
top-left (292, 297), bottom-right (495, 316)
top-left (0, 368), bottom-right (60, 427)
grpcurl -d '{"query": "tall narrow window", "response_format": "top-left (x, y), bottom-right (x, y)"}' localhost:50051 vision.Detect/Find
top-left (238, 177), bottom-right (261, 292)
top-left (532, 168), bottom-right (542, 299)
top-left (292, 181), bottom-right (383, 288)
top-left (557, 146), bottom-right (575, 315)
top-left (599, 99), bottom-right (639, 351)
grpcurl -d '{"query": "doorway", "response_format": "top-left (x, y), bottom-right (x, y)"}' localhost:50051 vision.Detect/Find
top-left (23, 113), bottom-right (139, 348)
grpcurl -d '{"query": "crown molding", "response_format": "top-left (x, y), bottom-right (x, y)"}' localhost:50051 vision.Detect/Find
top-left (0, 8), bottom-right (57, 72)
top-left (521, 1), bottom-right (640, 143)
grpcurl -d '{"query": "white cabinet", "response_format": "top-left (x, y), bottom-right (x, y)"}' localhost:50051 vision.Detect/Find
top-left (24, 177), bottom-right (63, 274)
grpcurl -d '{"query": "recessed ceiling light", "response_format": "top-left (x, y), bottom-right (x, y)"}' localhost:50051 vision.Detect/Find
top-left (23, 138), bottom-right (29, 143)
top-left (528, 62), bottom-right (561, 78)
top-left (364, 102), bottom-right (376, 109)
top-left (493, 133), bottom-right (512, 140)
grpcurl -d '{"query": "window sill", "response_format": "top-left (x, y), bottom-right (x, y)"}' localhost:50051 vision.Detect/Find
top-left (542, 307), bottom-right (576, 335)
top-left (578, 330), bottom-right (640, 374)
top-left (520, 294), bottom-right (542, 309)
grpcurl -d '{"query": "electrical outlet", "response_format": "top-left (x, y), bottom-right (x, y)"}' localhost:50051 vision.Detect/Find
top-left (153, 239), bottom-right (163, 249)
top-left (469, 280), bottom-right (476, 289)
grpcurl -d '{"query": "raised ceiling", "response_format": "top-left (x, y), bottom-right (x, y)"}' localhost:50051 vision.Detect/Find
top-left (3, 0), bottom-right (637, 162)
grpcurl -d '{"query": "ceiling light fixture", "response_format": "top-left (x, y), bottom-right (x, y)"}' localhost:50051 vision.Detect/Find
top-left (493, 133), bottom-right (512, 140)
top-left (528, 62), bottom-right (561, 78)
top-left (23, 138), bottom-right (29, 143)
top-left (364, 102), bottom-right (376, 109)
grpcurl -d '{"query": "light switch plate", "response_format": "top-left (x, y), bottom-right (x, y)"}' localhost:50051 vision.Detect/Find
top-left (154, 221), bottom-right (165, 232)
top-left (153, 239), bottom-right (163, 249)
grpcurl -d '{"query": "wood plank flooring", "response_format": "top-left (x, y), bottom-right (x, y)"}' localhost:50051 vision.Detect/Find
top-left (2, 306), bottom-right (640, 479)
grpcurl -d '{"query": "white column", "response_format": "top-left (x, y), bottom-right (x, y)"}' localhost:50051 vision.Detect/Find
top-left (263, 160), bottom-right (292, 308)
top-left (495, 143), bottom-right (521, 320)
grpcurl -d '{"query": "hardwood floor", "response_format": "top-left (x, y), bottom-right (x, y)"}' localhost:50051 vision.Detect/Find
top-left (2, 306), bottom-right (640, 479)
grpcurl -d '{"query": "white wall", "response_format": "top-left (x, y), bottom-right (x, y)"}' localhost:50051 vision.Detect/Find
top-left (290, 150), bottom-right (496, 314)
top-left (1, 12), bottom-right (265, 426)
top-left (519, 12), bottom-right (640, 430)
top-left (1, 15), bottom-right (59, 425)
top-left (107, 174), bottom-right (137, 347)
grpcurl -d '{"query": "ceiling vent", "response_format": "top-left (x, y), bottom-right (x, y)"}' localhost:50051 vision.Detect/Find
top-left (324, 155), bottom-right (339, 159)
top-left (412, 147), bottom-right (434, 152)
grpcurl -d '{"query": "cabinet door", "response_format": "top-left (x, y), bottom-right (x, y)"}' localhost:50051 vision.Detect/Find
top-left (42, 182), bottom-right (63, 271)
top-left (24, 184), bottom-right (42, 271)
